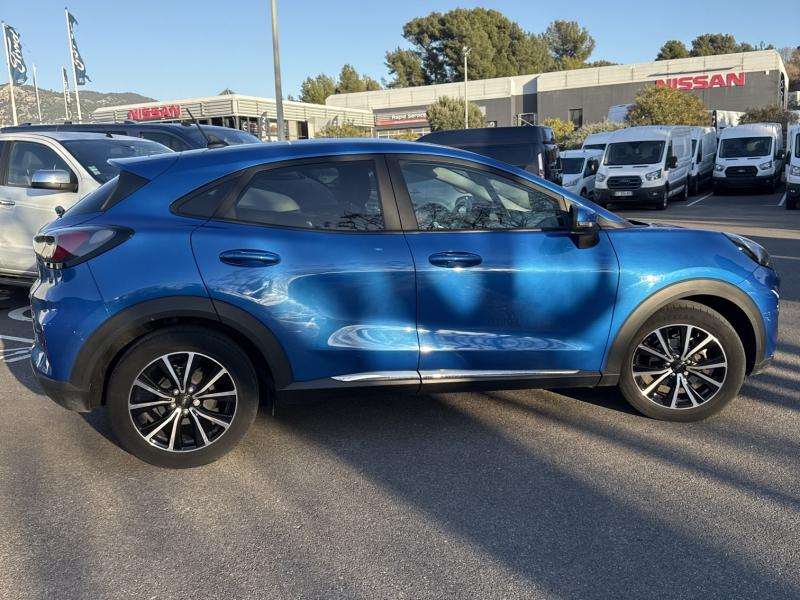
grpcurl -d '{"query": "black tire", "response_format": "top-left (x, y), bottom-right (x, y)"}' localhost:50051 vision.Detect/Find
top-left (676, 183), bottom-right (688, 201)
top-left (106, 326), bottom-right (260, 468)
top-left (618, 301), bottom-right (746, 422)
top-left (580, 188), bottom-right (588, 198)
top-left (787, 197), bottom-right (797, 210)
top-left (654, 189), bottom-right (668, 210)
top-left (688, 176), bottom-right (698, 196)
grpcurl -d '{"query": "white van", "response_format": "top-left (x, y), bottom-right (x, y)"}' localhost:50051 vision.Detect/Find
top-left (713, 123), bottom-right (784, 193)
top-left (688, 126), bottom-right (717, 195)
top-left (785, 123), bottom-right (799, 210)
top-left (559, 149), bottom-right (603, 198)
top-left (593, 126), bottom-right (692, 210)
top-left (582, 131), bottom-right (615, 152)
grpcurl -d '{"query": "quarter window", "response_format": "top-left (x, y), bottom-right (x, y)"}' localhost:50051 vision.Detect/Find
top-left (6, 142), bottom-right (73, 187)
top-left (398, 160), bottom-right (565, 231)
top-left (220, 160), bottom-right (384, 231)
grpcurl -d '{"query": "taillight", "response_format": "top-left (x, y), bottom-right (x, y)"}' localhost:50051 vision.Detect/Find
top-left (33, 226), bottom-right (133, 269)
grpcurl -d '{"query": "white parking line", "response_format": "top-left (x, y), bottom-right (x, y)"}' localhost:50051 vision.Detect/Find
top-left (777, 193), bottom-right (786, 207)
top-left (772, 255), bottom-right (799, 261)
top-left (0, 334), bottom-right (34, 364)
top-left (0, 334), bottom-right (34, 344)
top-left (687, 192), bottom-right (713, 207)
top-left (8, 306), bottom-right (31, 322)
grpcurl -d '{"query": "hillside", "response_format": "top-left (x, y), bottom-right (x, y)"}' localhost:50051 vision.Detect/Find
top-left (0, 84), bottom-right (155, 126)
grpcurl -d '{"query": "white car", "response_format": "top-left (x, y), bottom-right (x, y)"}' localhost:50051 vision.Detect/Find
top-left (559, 149), bottom-right (603, 198)
top-left (688, 126), bottom-right (717, 195)
top-left (594, 125), bottom-right (692, 210)
top-left (785, 123), bottom-right (799, 210)
top-left (713, 123), bottom-right (784, 193)
top-left (0, 131), bottom-right (170, 284)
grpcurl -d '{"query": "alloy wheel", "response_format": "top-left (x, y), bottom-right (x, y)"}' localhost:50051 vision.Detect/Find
top-left (128, 351), bottom-right (237, 452)
top-left (631, 324), bottom-right (727, 410)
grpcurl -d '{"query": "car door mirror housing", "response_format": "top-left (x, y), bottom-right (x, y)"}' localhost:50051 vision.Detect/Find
top-left (569, 204), bottom-right (600, 249)
top-left (31, 169), bottom-right (77, 193)
top-left (667, 156), bottom-right (678, 169)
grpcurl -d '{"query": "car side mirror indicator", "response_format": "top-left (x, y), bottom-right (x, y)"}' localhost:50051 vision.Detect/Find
top-left (31, 169), bottom-right (78, 193)
top-left (569, 204), bottom-right (600, 249)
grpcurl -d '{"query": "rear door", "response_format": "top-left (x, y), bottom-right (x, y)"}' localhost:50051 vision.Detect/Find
top-left (0, 139), bottom-right (82, 276)
top-left (189, 155), bottom-right (419, 389)
top-left (389, 154), bottom-right (619, 382)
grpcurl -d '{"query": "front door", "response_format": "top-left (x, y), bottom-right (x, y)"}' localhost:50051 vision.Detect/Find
top-left (190, 156), bottom-right (419, 388)
top-left (0, 140), bottom-right (80, 276)
top-left (389, 156), bottom-right (619, 381)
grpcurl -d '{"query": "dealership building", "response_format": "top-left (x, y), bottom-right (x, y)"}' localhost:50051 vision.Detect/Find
top-left (92, 93), bottom-right (374, 140)
top-left (326, 50), bottom-right (789, 138)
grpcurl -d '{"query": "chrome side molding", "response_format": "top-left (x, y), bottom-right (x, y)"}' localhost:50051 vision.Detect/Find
top-left (332, 369), bottom-right (580, 383)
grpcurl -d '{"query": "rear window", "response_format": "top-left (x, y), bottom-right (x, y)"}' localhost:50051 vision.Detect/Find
top-left (461, 144), bottom-right (535, 169)
top-left (64, 170), bottom-right (150, 216)
top-left (185, 128), bottom-right (260, 147)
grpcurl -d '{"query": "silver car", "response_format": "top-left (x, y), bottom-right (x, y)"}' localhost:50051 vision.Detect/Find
top-left (0, 131), bottom-right (170, 283)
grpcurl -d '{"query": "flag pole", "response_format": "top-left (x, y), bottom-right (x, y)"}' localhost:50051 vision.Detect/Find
top-left (62, 67), bottom-right (70, 120)
top-left (270, 0), bottom-right (285, 141)
top-left (33, 64), bottom-right (42, 123)
top-left (2, 22), bottom-right (19, 126)
top-left (65, 8), bottom-right (82, 122)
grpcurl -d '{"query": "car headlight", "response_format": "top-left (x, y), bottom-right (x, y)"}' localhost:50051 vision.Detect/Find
top-left (563, 177), bottom-right (579, 187)
top-left (596, 173), bottom-right (607, 183)
top-left (645, 169), bottom-right (662, 181)
top-left (714, 163), bottom-right (725, 172)
top-left (723, 232), bottom-right (773, 269)
top-left (758, 160), bottom-right (773, 171)
top-left (791, 165), bottom-right (800, 176)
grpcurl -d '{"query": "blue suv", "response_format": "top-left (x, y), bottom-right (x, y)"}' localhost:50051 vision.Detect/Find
top-left (29, 139), bottom-right (780, 468)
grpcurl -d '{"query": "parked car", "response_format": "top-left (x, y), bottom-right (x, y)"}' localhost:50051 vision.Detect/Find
top-left (786, 123), bottom-right (800, 210)
top-left (29, 139), bottom-right (779, 467)
top-left (1, 121), bottom-right (260, 151)
top-left (594, 126), bottom-right (692, 209)
top-left (688, 126), bottom-right (718, 195)
top-left (713, 123), bottom-right (784, 193)
top-left (559, 149), bottom-right (603, 198)
top-left (0, 131), bottom-right (170, 285)
top-left (419, 126), bottom-right (562, 185)
top-left (581, 131), bottom-right (615, 152)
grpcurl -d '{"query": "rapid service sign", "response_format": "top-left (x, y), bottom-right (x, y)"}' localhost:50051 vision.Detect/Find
top-left (655, 72), bottom-right (746, 90)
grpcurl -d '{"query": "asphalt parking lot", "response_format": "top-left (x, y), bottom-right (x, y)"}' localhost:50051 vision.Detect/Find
top-left (1, 187), bottom-right (798, 599)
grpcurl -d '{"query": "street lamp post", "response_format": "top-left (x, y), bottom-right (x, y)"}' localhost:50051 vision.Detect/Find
top-left (270, 0), bottom-right (286, 141)
top-left (463, 46), bottom-right (471, 129)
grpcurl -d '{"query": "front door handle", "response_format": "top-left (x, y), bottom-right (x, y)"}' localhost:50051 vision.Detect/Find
top-left (0, 200), bottom-right (15, 207)
top-left (219, 249), bottom-right (281, 267)
top-left (428, 251), bottom-right (482, 269)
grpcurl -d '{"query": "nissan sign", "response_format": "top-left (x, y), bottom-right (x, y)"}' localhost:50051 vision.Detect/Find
top-left (655, 72), bottom-right (746, 90)
top-left (127, 104), bottom-right (182, 121)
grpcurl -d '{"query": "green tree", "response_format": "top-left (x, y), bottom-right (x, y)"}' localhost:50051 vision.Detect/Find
top-left (562, 121), bottom-right (625, 150)
top-left (625, 85), bottom-right (710, 126)
top-left (740, 105), bottom-right (799, 132)
top-left (336, 64), bottom-right (381, 94)
top-left (315, 122), bottom-right (371, 138)
top-left (544, 20), bottom-right (595, 68)
top-left (587, 60), bottom-right (617, 67)
top-left (299, 74), bottom-right (336, 104)
top-left (426, 96), bottom-right (486, 131)
top-left (385, 48), bottom-right (430, 88)
top-left (386, 8), bottom-right (554, 87)
top-left (690, 33), bottom-right (757, 56)
top-left (542, 117), bottom-right (574, 142)
top-left (656, 40), bottom-right (690, 61)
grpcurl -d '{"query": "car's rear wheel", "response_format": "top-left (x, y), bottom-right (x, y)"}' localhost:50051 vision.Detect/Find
top-left (106, 327), bottom-right (259, 468)
top-left (619, 301), bottom-right (746, 421)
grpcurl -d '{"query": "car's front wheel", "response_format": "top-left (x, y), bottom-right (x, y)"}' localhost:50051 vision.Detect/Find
top-left (619, 301), bottom-right (746, 421)
top-left (106, 326), bottom-right (260, 468)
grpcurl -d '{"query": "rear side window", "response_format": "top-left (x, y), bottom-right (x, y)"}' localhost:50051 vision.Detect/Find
top-left (219, 160), bottom-right (384, 231)
top-left (65, 170), bottom-right (150, 216)
top-left (177, 178), bottom-right (239, 218)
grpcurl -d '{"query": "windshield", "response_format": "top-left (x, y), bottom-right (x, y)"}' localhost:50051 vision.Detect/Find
top-left (583, 143), bottom-right (606, 151)
top-left (561, 157), bottom-right (585, 175)
top-left (604, 141), bottom-right (665, 166)
top-left (185, 127), bottom-right (260, 146)
top-left (61, 139), bottom-right (170, 183)
top-left (719, 136), bottom-right (771, 158)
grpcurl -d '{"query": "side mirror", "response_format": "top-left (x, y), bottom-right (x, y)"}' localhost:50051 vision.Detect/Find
top-left (667, 155), bottom-right (678, 169)
top-left (777, 149), bottom-right (785, 160)
top-left (31, 169), bottom-right (77, 193)
top-left (569, 203), bottom-right (600, 249)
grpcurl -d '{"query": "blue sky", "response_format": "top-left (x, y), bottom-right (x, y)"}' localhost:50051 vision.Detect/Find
top-left (2, 0), bottom-right (797, 100)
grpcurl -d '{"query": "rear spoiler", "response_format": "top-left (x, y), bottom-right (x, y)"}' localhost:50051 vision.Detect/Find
top-left (108, 153), bottom-right (179, 181)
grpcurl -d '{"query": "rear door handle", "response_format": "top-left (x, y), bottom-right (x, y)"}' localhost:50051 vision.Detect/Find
top-left (428, 251), bottom-right (482, 269)
top-left (0, 200), bottom-right (15, 207)
top-left (219, 249), bottom-right (281, 267)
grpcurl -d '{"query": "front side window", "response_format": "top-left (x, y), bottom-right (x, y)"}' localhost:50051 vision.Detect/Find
top-left (718, 137), bottom-right (772, 158)
top-left (398, 159), bottom-right (565, 231)
top-left (220, 160), bottom-right (383, 231)
top-left (6, 141), bottom-right (73, 187)
top-left (604, 141), bottom-right (665, 166)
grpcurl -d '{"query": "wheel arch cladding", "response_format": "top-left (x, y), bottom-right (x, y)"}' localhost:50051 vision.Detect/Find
top-left (602, 279), bottom-right (765, 382)
top-left (70, 296), bottom-right (293, 408)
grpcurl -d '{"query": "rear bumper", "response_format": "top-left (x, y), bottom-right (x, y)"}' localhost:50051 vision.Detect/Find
top-left (594, 185), bottom-right (665, 204)
top-left (32, 358), bottom-right (92, 412)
